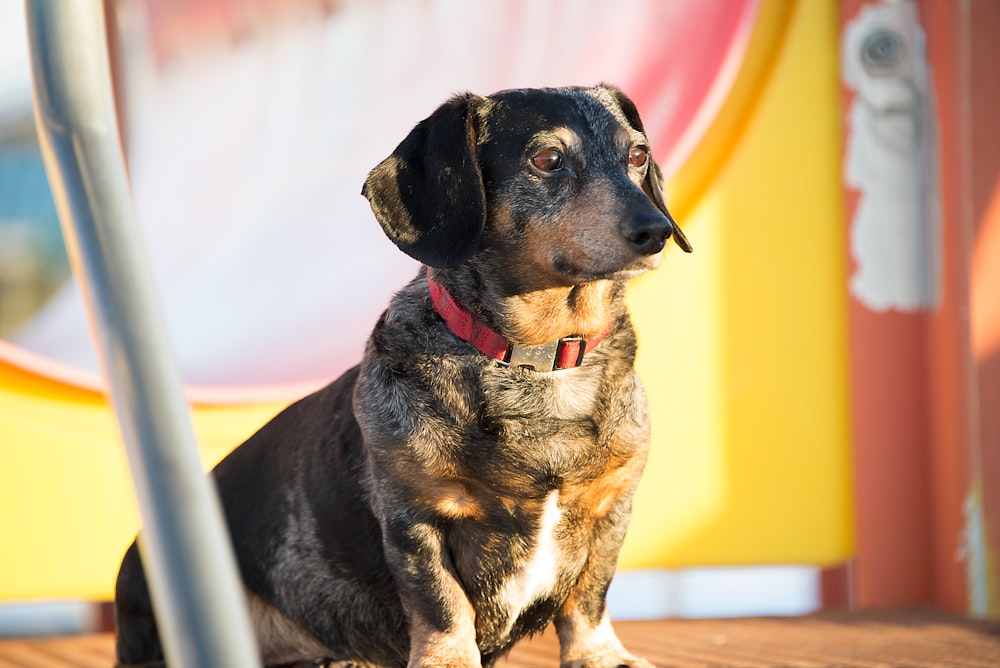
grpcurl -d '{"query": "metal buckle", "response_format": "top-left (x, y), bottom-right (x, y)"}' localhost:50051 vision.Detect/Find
top-left (505, 339), bottom-right (561, 372)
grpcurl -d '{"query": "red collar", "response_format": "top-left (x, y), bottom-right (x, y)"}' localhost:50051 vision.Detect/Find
top-left (426, 269), bottom-right (610, 372)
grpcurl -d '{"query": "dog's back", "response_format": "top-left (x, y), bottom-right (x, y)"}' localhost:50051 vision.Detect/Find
top-left (116, 367), bottom-right (411, 666)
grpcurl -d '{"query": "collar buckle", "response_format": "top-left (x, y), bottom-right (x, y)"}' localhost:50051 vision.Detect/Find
top-left (504, 339), bottom-right (561, 372)
top-left (503, 336), bottom-right (586, 372)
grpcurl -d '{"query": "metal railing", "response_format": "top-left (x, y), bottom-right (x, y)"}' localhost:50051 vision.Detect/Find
top-left (24, 2), bottom-right (260, 665)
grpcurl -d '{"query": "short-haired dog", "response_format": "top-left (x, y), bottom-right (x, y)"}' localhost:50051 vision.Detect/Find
top-left (114, 84), bottom-right (691, 668)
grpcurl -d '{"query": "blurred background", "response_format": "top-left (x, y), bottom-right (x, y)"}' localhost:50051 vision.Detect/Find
top-left (1, 0), bottom-right (998, 636)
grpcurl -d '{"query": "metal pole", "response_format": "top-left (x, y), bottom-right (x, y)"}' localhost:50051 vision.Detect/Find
top-left (24, 3), bottom-right (260, 666)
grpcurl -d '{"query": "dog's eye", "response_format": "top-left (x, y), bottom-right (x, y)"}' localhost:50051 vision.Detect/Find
top-left (629, 146), bottom-right (649, 168)
top-left (532, 149), bottom-right (564, 172)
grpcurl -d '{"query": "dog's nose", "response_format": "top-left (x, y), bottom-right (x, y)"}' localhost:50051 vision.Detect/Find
top-left (622, 212), bottom-right (671, 255)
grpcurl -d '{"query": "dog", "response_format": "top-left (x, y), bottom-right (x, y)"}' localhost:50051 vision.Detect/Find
top-left (114, 84), bottom-right (691, 668)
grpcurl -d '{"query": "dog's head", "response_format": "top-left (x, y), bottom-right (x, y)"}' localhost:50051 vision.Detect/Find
top-left (362, 85), bottom-right (691, 288)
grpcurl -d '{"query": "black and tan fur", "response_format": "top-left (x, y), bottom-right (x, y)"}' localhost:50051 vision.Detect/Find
top-left (114, 84), bottom-right (691, 668)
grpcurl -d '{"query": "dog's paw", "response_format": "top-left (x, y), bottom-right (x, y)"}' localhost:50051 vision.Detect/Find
top-left (561, 653), bottom-right (656, 668)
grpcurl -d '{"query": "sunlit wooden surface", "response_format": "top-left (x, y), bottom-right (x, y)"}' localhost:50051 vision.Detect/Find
top-left (1, 611), bottom-right (998, 667)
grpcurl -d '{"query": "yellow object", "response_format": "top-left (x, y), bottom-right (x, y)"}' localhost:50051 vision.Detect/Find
top-left (622, 0), bottom-right (853, 568)
top-left (0, 359), bottom-right (284, 600)
top-left (0, 0), bottom-right (852, 602)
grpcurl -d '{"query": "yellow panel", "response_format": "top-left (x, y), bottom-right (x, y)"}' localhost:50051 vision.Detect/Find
top-left (620, 0), bottom-right (854, 568)
top-left (0, 0), bottom-right (853, 603)
top-left (0, 361), bottom-right (284, 601)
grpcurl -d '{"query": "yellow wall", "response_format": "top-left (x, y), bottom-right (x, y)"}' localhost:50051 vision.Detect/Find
top-left (0, 360), bottom-right (283, 600)
top-left (622, 0), bottom-right (853, 568)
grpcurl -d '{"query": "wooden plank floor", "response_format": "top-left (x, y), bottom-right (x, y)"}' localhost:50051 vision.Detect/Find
top-left (1, 610), bottom-right (997, 667)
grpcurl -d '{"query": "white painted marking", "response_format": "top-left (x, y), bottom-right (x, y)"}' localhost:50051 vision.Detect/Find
top-left (606, 566), bottom-right (821, 620)
top-left (842, 0), bottom-right (940, 311)
top-left (962, 487), bottom-right (989, 617)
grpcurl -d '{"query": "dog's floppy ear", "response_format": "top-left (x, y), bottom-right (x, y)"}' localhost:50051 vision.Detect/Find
top-left (362, 93), bottom-right (486, 268)
top-left (603, 85), bottom-right (693, 253)
top-left (642, 159), bottom-right (692, 253)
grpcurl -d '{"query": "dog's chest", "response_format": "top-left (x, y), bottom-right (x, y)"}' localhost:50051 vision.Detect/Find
top-left (487, 365), bottom-right (603, 422)
top-left (499, 489), bottom-right (563, 622)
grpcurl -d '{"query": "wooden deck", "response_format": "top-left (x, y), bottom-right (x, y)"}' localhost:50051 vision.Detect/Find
top-left (1, 610), bottom-right (997, 667)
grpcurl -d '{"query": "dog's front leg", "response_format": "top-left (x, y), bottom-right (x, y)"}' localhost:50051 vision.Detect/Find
top-left (554, 504), bottom-right (655, 668)
top-left (382, 516), bottom-right (481, 668)
top-left (555, 606), bottom-right (653, 668)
